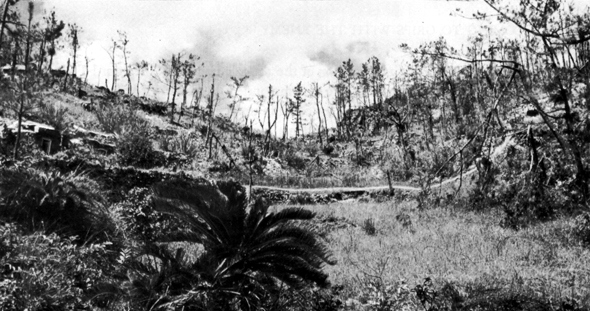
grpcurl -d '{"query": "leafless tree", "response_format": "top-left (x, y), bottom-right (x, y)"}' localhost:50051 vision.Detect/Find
top-left (68, 23), bottom-right (81, 78)
top-left (117, 30), bottom-right (131, 94)
top-left (226, 75), bottom-right (249, 121)
top-left (134, 60), bottom-right (148, 97)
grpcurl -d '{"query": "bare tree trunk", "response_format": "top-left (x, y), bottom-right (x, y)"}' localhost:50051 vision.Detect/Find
top-left (274, 100), bottom-right (278, 139)
top-left (9, 62), bottom-right (21, 160)
top-left (0, 0), bottom-right (11, 55)
top-left (37, 38), bottom-right (46, 74)
top-left (13, 6), bottom-right (34, 160)
top-left (264, 85), bottom-right (273, 154)
top-left (321, 91), bottom-right (329, 143)
top-left (191, 80), bottom-right (204, 128)
top-left (295, 102), bottom-right (301, 139)
top-left (48, 46), bottom-right (54, 72)
top-left (169, 56), bottom-right (180, 123)
top-left (166, 67), bottom-right (172, 103)
top-left (387, 170), bottom-right (394, 196)
top-left (527, 126), bottom-right (546, 178)
top-left (110, 41), bottom-right (116, 91)
top-left (71, 27), bottom-right (78, 80)
top-left (248, 122), bottom-right (254, 202)
top-left (13, 94), bottom-right (24, 160)
top-left (179, 64), bottom-right (191, 124)
top-left (205, 75), bottom-right (215, 147)
top-left (281, 99), bottom-right (291, 141)
top-left (24, 4), bottom-right (32, 72)
top-left (314, 83), bottom-right (323, 146)
top-left (455, 151), bottom-right (464, 196)
top-left (123, 48), bottom-right (131, 95)
top-left (207, 91), bottom-right (219, 160)
top-left (72, 47), bottom-right (77, 78)
top-left (10, 37), bottom-right (17, 80)
top-left (84, 56), bottom-right (89, 84)
top-left (62, 58), bottom-right (69, 92)
top-left (136, 67), bottom-right (141, 97)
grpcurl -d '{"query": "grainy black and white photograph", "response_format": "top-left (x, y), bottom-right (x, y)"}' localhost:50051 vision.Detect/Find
top-left (1, 0), bottom-right (590, 310)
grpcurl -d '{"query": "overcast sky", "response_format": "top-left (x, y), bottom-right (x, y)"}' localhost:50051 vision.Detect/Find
top-left (29, 0), bottom-right (531, 132)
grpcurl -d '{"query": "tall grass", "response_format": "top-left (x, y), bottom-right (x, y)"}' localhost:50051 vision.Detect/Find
top-left (271, 200), bottom-right (590, 309)
top-left (43, 92), bottom-right (98, 129)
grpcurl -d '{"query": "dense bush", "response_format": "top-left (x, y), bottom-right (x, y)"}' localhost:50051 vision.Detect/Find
top-left (38, 101), bottom-right (70, 133)
top-left (574, 212), bottom-right (590, 246)
top-left (116, 127), bottom-right (160, 168)
top-left (0, 168), bottom-right (116, 243)
top-left (285, 151), bottom-right (307, 170)
top-left (93, 103), bottom-right (162, 168)
top-left (322, 144), bottom-right (335, 155)
top-left (0, 124), bottom-right (16, 156)
top-left (240, 144), bottom-right (257, 160)
top-left (95, 103), bottom-right (144, 135)
top-left (471, 166), bottom-right (574, 230)
top-left (158, 131), bottom-right (199, 157)
top-left (111, 187), bottom-right (182, 242)
top-left (0, 223), bottom-right (116, 311)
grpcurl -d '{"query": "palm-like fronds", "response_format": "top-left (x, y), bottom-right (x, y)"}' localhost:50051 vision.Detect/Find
top-left (148, 178), bottom-right (335, 308)
top-left (0, 167), bottom-right (113, 243)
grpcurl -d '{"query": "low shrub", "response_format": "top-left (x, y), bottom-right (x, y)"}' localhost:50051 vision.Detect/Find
top-left (117, 128), bottom-right (160, 168)
top-left (573, 212), bottom-right (590, 246)
top-left (499, 174), bottom-right (565, 230)
top-left (174, 132), bottom-right (199, 156)
top-left (285, 151), bottom-right (307, 170)
top-left (265, 285), bottom-right (343, 311)
top-left (395, 212), bottom-right (413, 231)
top-left (362, 218), bottom-right (377, 235)
top-left (207, 160), bottom-right (231, 172)
top-left (158, 132), bottom-right (199, 157)
top-left (322, 144), bottom-right (335, 155)
top-left (352, 278), bottom-right (417, 310)
top-left (38, 101), bottom-right (70, 133)
top-left (0, 125), bottom-right (16, 156)
top-left (304, 142), bottom-right (319, 157)
top-left (95, 103), bottom-right (145, 135)
top-left (111, 187), bottom-right (182, 242)
top-left (288, 192), bottom-right (315, 205)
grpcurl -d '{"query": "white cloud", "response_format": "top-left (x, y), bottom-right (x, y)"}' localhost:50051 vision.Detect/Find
top-left (38, 0), bottom-right (503, 133)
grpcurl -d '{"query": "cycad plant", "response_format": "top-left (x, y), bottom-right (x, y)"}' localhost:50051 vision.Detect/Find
top-left (134, 178), bottom-right (335, 310)
top-left (0, 168), bottom-right (113, 243)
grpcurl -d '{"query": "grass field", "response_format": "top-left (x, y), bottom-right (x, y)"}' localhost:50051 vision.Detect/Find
top-left (271, 199), bottom-right (590, 310)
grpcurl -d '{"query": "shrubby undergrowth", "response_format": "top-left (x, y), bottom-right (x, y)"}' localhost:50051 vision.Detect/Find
top-left (0, 159), bottom-right (337, 310)
top-left (0, 223), bottom-right (117, 310)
